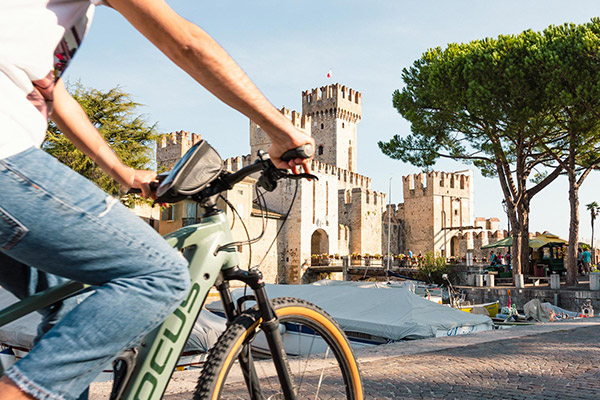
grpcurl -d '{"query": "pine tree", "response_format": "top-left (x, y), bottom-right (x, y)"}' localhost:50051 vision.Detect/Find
top-left (43, 82), bottom-right (157, 197)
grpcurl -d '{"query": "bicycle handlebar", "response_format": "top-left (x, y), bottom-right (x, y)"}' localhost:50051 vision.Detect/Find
top-left (126, 145), bottom-right (316, 201)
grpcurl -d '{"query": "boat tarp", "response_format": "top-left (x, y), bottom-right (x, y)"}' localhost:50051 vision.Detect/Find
top-left (213, 280), bottom-right (492, 341)
top-left (0, 288), bottom-right (225, 352)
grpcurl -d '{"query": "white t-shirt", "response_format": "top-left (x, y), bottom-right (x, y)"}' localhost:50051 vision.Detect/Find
top-left (0, 0), bottom-right (103, 159)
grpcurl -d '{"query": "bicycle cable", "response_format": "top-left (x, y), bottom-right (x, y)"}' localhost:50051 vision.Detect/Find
top-left (218, 194), bottom-right (253, 271)
top-left (258, 180), bottom-right (298, 270)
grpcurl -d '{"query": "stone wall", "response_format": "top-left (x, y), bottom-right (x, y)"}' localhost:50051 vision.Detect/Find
top-left (345, 188), bottom-right (385, 255)
top-left (382, 204), bottom-right (405, 255)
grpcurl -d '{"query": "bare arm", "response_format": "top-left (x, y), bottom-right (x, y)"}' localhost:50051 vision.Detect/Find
top-left (105, 0), bottom-right (314, 172)
top-left (50, 79), bottom-right (157, 197)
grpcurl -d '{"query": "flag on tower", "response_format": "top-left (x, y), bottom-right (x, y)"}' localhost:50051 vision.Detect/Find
top-left (326, 68), bottom-right (332, 79)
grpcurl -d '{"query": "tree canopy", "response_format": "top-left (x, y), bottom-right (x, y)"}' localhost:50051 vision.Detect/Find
top-left (537, 20), bottom-right (600, 283)
top-left (378, 22), bottom-right (600, 279)
top-left (43, 82), bottom-right (157, 196)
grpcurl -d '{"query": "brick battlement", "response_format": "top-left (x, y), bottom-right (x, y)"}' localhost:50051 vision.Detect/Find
top-left (310, 159), bottom-right (371, 190)
top-left (157, 131), bottom-right (202, 170)
top-left (302, 83), bottom-right (362, 124)
top-left (223, 154), bottom-right (254, 172)
top-left (280, 107), bottom-right (311, 132)
top-left (384, 203), bottom-right (405, 222)
top-left (158, 131), bottom-right (201, 148)
top-left (302, 83), bottom-right (362, 106)
top-left (403, 171), bottom-right (471, 198)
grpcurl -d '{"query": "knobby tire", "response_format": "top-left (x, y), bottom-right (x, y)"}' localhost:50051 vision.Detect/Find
top-left (194, 297), bottom-right (363, 400)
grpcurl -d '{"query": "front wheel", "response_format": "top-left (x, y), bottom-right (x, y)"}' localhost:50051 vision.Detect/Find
top-left (194, 297), bottom-right (363, 399)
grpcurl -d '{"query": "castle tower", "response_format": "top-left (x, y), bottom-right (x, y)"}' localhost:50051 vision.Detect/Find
top-left (249, 108), bottom-right (311, 160)
top-left (157, 131), bottom-right (201, 170)
top-left (401, 171), bottom-right (472, 257)
top-left (302, 83), bottom-right (362, 172)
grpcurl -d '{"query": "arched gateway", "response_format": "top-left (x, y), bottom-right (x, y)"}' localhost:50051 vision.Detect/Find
top-left (311, 229), bottom-right (329, 256)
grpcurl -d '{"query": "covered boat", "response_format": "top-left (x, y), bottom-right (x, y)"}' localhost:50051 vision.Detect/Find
top-left (208, 280), bottom-right (493, 345)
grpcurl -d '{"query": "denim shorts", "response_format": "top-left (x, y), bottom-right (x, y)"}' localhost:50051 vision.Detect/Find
top-left (0, 147), bottom-right (190, 400)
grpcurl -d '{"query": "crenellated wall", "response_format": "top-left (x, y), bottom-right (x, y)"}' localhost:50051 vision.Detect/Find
top-left (151, 84), bottom-right (502, 285)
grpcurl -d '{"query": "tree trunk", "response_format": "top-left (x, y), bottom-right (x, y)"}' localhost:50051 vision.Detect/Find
top-left (509, 204), bottom-right (522, 280)
top-left (591, 217), bottom-right (595, 263)
top-left (566, 172), bottom-right (579, 285)
top-left (511, 228), bottom-right (522, 280)
top-left (519, 203), bottom-right (530, 277)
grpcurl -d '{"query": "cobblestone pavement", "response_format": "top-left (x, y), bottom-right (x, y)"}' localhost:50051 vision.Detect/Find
top-left (358, 325), bottom-right (600, 399)
top-left (90, 320), bottom-right (600, 399)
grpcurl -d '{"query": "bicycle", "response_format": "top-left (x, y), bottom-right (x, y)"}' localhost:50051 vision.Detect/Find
top-left (0, 140), bottom-right (364, 400)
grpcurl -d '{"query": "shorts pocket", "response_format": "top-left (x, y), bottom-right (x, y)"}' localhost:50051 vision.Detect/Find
top-left (0, 206), bottom-right (28, 250)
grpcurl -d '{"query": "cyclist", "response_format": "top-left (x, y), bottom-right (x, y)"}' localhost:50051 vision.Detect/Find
top-left (0, 1), bottom-right (314, 399)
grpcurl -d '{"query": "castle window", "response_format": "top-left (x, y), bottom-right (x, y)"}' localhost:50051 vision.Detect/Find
top-left (454, 209), bottom-right (458, 216)
top-left (342, 122), bottom-right (345, 128)
top-left (318, 145), bottom-right (324, 155)
top-left (320, 123), bottom-right (324, 129)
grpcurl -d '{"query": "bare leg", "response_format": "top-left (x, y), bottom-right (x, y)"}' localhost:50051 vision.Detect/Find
top-left (0, 376), bottom-right (35, 400)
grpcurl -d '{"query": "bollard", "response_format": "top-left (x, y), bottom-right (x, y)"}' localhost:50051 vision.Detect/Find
top-left (475, 274), bottom-right (484, 287)
top-left (467, 274), bottom-right (475, 286)
top-left (485, 274), bottom-right (495, 288)
top-left (342, 256), bottom-right (350, 281)
top-left (550, 273), bottom-right (560, 290)
top-left (514, 274), bottom-right (525, 288)
top-left (590, 273), bottom-right (600, 291)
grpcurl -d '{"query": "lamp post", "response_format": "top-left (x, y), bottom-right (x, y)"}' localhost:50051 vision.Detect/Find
top-left (502, 199), bottom-right (510, 233)
top-left (387, 177), bottom-right (392, 271)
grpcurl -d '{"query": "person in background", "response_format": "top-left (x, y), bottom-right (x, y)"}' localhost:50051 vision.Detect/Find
top-left (490, 251), bottom-right (498, 267)
top-left (582, 247), bottom-right (592, 275)
top-left (577, 247), bottom-right (584, 275)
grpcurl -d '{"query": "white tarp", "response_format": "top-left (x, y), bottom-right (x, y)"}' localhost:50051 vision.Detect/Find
top-left (210, 280), bottom-right (492, 341)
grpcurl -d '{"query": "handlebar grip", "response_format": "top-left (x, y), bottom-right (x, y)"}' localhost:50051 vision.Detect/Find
top-left (126, 181), bottom-right (160, 195)
top-left (281, 144), bottom-right (314, 162)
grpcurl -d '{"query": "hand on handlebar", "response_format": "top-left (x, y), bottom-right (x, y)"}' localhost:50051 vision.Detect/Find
top-left (268, 134), bottom-right (315, 175)
top-left (129, 169), bottom-right (159, 199)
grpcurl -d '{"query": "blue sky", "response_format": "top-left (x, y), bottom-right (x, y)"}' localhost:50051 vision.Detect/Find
top-left (65, 0), bottom-right (600, 243)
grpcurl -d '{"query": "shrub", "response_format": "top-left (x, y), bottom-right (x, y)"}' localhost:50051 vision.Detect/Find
top-left (417, 251), bottom-right (451, 284)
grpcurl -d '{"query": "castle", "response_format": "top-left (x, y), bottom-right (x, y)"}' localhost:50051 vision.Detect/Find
top-left (152, 83), bottom-right (505, 283)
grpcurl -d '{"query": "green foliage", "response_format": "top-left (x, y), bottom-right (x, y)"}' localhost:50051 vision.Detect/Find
top-left (416, 251), bottom-right (450, 284)
top-left (540, 21), bottom-right (600, 168)
top-left (380, 19), bottom-right (600, 279)
top-left (43, 82), bottom-right (157, 196)
top-left (379, 26), bottom-right (560, 176)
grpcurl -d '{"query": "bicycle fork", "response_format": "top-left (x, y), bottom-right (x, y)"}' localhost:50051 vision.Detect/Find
top-left (218, 267), bottom-right (297, 400)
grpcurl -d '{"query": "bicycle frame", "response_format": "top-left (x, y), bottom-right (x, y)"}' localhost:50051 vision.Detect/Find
top-left (0, 210), bottom-right (293, 400)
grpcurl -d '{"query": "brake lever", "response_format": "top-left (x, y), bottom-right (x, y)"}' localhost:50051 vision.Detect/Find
top-left (257, 167), bottom-right (318, 192)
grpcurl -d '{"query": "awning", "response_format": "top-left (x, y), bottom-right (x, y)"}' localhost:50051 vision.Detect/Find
top-left (481, 236), bottom-right (513, 249)
top-left (529, 233), bottom-right (567, 249)
top-left (480, 233), bottom-right (567, 250)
